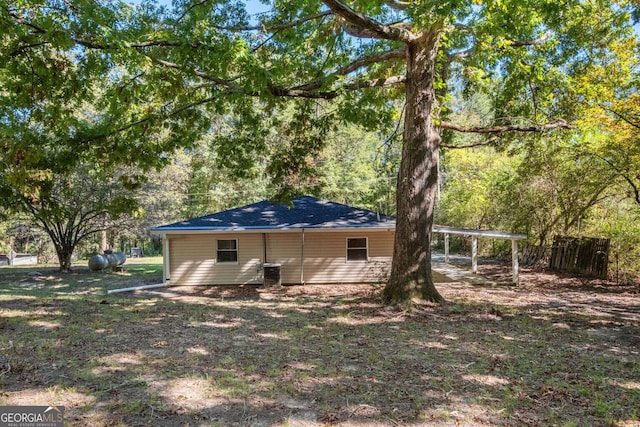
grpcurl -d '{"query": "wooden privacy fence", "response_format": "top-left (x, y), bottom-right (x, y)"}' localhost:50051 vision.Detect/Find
top-left (549, 236), bottom-right (610, 278)
top-left (521, 244), bottom-right (551, 267)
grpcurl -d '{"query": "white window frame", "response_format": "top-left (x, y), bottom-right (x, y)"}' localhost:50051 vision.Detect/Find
top-left (216, 239), bottom-right (238, 264)
top-left (346, 237), bottom-right (368, 262)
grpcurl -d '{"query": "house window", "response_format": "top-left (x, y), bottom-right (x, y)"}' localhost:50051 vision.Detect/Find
top-left (347, 237), bottom-right (368, 262)
top-left (217, 239), bottom-right (238, 263)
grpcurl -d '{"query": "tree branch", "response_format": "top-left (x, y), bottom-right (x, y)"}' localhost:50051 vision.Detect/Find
top-left (344, 75), bottom-right (406, 91)
top-left (447, 29), bottom-right (553, 62)
top-left (7, 10), bottom-right (204, 51)
top-left (342, 24), bottom-right (388, 40)
top-left (6, 11), bottom-right (47, 34)
top-left (606, 107), bottom-right (640, 131)
top-left (385, 1), bottom-right (410, 11)
top-left (322, 0), bottom-right (415, 42)
top-left (9, 41), bottom-right (50, 58)
top-left (74, 38), bottom-right (188, 50)
top-left (74, 95), bottom-right (219, 146)
top-left (590, 153), bottom-right (640, 204)
top-left (291, 48), bottom-right (406, 92)
top-left (440, 136), bottom-right (500, 149)
top-left (176, 0), bottom-right (212, 23)
top-left (149, 57), bottom-right (237, 88)
top-left (215, 11), bottom-right (333, 31)
top-left (270, 75), bottom-right (406, 98)
top-left (440, 119), bottom-right (572, 133)
top-left (507, 30), bottom-right (553, 47)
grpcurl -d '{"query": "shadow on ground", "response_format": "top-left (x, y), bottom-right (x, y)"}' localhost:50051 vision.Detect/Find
top-left (0, 263), bottom-right (639, 426)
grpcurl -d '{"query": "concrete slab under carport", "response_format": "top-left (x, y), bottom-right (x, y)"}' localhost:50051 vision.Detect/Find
top-left (431, 261), bottom-right (498, 286)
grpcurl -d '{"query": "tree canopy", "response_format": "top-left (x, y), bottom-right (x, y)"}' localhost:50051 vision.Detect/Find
top-left (1, 0), bottom-right (637, 301)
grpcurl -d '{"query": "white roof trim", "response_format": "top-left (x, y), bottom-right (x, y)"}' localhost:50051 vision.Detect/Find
top-left (151, 224), bottom-right (525, 240)
top-left (433, 225), bottom-right (527, 240)
top-left (152, 226), bottom-right (395, 237)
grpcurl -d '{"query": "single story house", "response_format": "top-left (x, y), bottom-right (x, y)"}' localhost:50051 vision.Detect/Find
top-left (151, 196), bottom-right (396, 286)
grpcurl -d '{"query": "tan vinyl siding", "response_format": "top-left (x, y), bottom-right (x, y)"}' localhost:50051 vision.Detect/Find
top-left (169, 233), bottom-right (263, 286)
top-left (166, 229), bottom-right (394, 286)
top-left (265, 233), bottom-right (303, 284)
top-left (303, 230), bottom-right (394, 283)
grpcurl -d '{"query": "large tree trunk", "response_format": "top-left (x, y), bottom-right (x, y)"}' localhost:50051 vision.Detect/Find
top-left (55, 245), bottom-right (74, 272)
top-left (382, 30), bottom-right (444, 304)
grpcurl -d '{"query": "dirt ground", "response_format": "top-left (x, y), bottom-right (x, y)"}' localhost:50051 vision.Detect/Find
top-left (1, 261), bottom-right (639, 426)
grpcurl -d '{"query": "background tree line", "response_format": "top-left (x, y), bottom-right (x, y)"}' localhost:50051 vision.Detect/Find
top-left (3, 88), bottom-right (640, 279)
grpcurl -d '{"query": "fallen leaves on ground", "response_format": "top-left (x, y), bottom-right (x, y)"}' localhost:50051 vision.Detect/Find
top-left (0, 262), bottom-right (639, 426)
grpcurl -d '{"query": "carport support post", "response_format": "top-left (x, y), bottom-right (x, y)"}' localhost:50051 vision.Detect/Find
top-left (162, 236), bottom-right (170, 285)
top-left (444, 233), bottom-right (450, 263)
top-left (472, 236), bottom-right (478, 274)
top-left (512, 239), bottom-right (519, 285)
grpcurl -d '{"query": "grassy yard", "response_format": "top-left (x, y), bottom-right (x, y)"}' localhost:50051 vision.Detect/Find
top-left (0, 259), bottom-right (639, 426)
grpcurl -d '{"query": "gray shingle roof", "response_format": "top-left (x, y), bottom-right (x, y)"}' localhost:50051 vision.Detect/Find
top-left (152, 196), bottom-right (396, 232)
